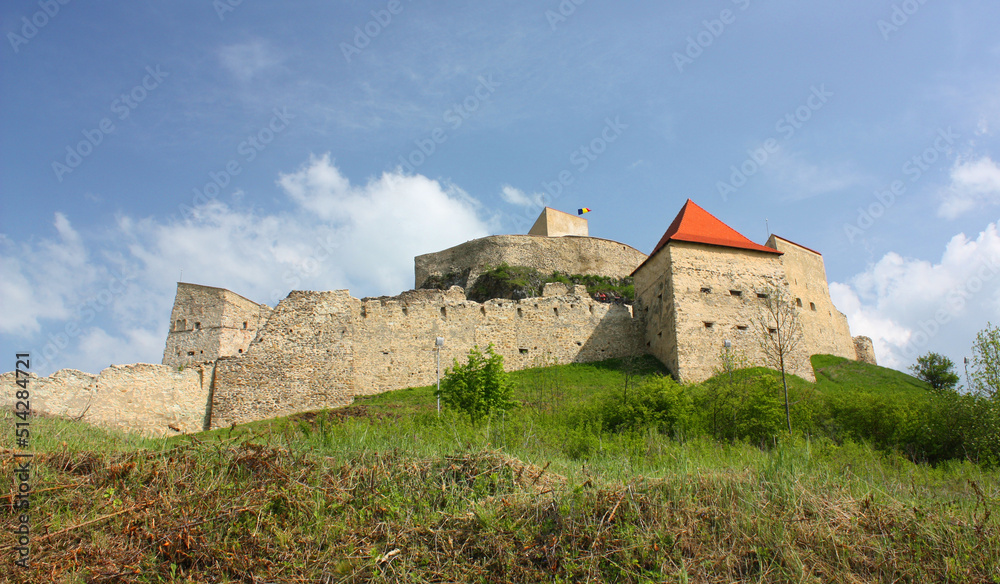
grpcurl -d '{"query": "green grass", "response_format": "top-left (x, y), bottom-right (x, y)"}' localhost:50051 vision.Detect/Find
top-left (4, 357), bottom-right (999, 583)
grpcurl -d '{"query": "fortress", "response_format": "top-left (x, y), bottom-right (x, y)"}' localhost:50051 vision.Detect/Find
top-left (3, 201), bottom-right (875, 436)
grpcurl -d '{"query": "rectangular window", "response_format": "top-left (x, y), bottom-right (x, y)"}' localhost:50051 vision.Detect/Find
top-left (700, 287), bottom-right (711, 293)
top-left (736, 325), bottom-right (748, 331)
top-left (757, 293), bottom-right (768, 299)
top-left (810, 302), bottom-right (817, 311)
top-left (704, 322), bottom-right (714, 329)
top-left (730, 290), bottom-right (742, 297)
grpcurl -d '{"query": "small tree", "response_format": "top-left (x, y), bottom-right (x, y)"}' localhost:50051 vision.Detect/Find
top-left (752, 284), bottom-right (802, 433)
top-left (910, 352), bottom-right (960, 392)
top-left (970, 322), bottom-right (1000, 400)
top-left (438, 344), bottom-right (514, 424)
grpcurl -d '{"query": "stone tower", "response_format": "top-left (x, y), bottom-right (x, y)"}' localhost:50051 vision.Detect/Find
top-left (162, 283), bottom-right (272, 368)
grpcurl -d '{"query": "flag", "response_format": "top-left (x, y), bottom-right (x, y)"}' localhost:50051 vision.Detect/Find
top-left (578, 208), bottom-right (592, 215)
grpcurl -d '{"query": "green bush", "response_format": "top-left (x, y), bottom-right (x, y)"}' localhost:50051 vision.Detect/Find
top-left (588, 376), bottom-right (693, 436)
top-left (438, 344), bottom-right (515, 424)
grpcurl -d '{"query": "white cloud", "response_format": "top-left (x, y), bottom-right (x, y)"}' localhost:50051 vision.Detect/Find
top-left (937, 156), bottom-right (1000, 219)
top-left (831, 223), bottom-right (1000, 371)
top-left (0, 156), bottom-right (493, 375)
top-left (499, 184), bottom-right (547, 208)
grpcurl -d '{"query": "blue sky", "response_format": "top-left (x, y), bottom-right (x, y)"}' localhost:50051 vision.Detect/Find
top-left (3, 0), bottom-right (1000, 377)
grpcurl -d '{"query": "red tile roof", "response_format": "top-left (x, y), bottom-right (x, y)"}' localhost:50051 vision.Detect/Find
top-left (633, 199), bottom-right (781, 275)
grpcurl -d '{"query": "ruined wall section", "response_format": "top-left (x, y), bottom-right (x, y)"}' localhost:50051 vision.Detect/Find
top-left (664, 243), bottom-right (814, 383)
top-left (210, 290), bottom-right (357, 428)
top-left (414, 235), bottom-right (647, 290)
top-left (163, 283), bottom-right (271, 368)
top-left (854, 336), bottom-right (877, 365)
top-left (633, 246), bottom-right (679, 376)
top-left (211, 285), bottom-right (645, 428)
top-left (0, 363), bottom-right (214, 436)
top-left (767, 236), bottom-right (857, 363)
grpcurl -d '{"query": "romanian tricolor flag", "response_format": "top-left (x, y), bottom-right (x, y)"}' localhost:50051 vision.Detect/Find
top-left (578, 208), bottom-right (592, 215)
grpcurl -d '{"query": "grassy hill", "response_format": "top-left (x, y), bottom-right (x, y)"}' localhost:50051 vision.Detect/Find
top-left (4, 357), bottom-right (998, 583)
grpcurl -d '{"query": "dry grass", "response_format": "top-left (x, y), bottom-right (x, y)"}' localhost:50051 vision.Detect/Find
top-left (2, 435), bottom-right (998, 583)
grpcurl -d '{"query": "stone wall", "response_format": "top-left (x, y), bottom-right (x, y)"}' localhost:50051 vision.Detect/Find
top-left (210, 284), bottom-right (645, 428)
top-left (768, 236), bottom-right (858, 363)
top-left (0, 363), bottom-right (214, 436)
top-left (163, 283), bottom-right (272, 367)
top-left (854, 336), bottom-right (877, 365)
top-left (661, 242), bottom-right (810, 383)
top-left (413, 235), bottom-right (647, 289)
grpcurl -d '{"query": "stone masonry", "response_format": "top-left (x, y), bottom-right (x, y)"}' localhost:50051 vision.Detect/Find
top-left (414, 233), bottom-right (647, 290)
top-left (209, 283), bottom-right (644, 428)
top-left (163, 283), bottom-right (272, 368)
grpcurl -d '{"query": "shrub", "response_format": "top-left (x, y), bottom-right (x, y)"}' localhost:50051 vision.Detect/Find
top-left (438, 345), bottom-right (515, 424)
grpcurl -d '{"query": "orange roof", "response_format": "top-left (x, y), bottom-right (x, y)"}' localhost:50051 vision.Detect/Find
top-left (633, 199), bottom-right (780, 275)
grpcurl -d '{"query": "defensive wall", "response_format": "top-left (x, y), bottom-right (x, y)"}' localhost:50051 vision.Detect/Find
top-left (0, 363), bottom-right (215, 437)
top-left (413, 234), bottom-right (647, 290)
top-left (209, 283), bottom-right (644, 428)
top-left (163, 283), bottom-right (272, 368)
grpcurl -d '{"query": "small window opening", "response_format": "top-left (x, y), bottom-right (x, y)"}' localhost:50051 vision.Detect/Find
top-left (175, 319), bottom-right (185, 331)
top-left (757, 293), bottom-right (768, 299)
top-left (187, 351), bottom-right (195, 356)
top-left (402, 306), bottom-right (408, 316)
top-left (768, 327), bottom-right (777, 334)
top-left (701, 287), bottom-right (711, 294)
top-left (730, 290), bottom-right (742, 297)
top-left (657, 331), bottom-right (662, 338)
top-left (796, 298), bottom-right (802, 307)
top-left (480, 306), bottom-right (486, 316)
top-left (440, 307), bottom-right (447, 319)
top-left (553, 307), bottom-right (559, 316)
top-left (243, 321), bottom-right (248, 329)
top-left (658, 293), bottom-right (662, 300)
top-left (517, 307), bottom-right (524, 318)
top-left (810, 302), bottom-right (817, 311)
top-left (704, 322), bottom-right (714, 329)
top-left (575, 341), bottom-right (582, 346)
top-left (736, 325), bottom-right (748, 331)
top-left (238, 349), bottom-right (243, 353)
top-left (194, 322), bottom-right (201, 330)
top-left (519, 348), bottom-right (529, 355)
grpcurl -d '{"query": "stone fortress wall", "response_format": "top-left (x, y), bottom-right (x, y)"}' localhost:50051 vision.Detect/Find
top-left (414, 234), bottom-right (648, 289)
top-left (8, 203), bottom-right (879, 436)
top-left (0, 363), bottom-right (215, 437)
top-left (210, 283), bottom-right (644, 428)
top-left (163, 283), bottom-right (272, 368)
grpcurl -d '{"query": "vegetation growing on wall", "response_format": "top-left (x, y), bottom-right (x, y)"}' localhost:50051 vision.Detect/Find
top-left (466, 263), bottom-right (635, 303)
top-left (418, 267), bottom-right (471, 291)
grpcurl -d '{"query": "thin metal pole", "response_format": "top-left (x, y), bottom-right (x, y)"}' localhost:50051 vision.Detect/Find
top-left (436, 347), bottom-right (441, 415)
